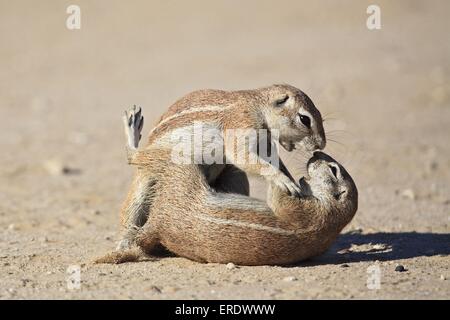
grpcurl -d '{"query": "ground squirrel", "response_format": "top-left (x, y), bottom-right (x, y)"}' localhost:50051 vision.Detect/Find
top-left (115, 85), bottom-right (326, 251)
top-left (96, 148), bottom-right (357, 265)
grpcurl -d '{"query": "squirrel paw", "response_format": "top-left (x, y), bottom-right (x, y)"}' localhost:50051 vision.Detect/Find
top-left (272, 174), bottom-right (301, 197)
top-left (123, 105), bottom-right (144, 149)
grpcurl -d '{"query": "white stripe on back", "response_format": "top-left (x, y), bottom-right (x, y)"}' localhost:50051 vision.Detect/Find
top-left (150, 105), bottom-right (232, 134)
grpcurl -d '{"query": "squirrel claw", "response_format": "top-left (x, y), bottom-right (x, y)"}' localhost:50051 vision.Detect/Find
top-left (123, 105), bottom-right (144, 149)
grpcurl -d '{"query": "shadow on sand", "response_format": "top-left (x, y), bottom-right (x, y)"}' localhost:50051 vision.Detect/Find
top-left (304, 231), bottom-right (450, 266)
top-left (140, 232), bottom-right (450, 266)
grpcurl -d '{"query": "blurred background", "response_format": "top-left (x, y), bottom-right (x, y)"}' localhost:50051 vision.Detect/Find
top-left (0, 0), bottom-right (449, 299)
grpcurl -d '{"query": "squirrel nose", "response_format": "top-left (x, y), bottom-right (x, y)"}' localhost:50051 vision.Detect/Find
top-left (316, 136), bottom-right (326, 150)
top-left (313, 151), bottom-right (326, 159)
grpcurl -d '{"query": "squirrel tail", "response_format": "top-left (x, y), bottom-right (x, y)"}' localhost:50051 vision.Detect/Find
top-left (92, 247), bottom-right (146, 264)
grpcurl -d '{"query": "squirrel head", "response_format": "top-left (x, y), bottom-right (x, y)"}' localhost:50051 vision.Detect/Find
top-left (301, 151), bottom-right (358, 218)
top-left (261, 84), bottom-right (326, 152)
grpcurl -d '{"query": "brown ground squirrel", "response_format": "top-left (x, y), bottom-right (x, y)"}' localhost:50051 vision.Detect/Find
top-left (116, 85), bottom-right (326, 250)
top-left (96, 148), bottom-right (357, 265)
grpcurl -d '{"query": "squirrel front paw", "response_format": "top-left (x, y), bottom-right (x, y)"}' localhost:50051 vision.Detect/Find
top-left (272, 173), bottom-right (301, 196)
top-left (123, 105), bottom-right (144, 149)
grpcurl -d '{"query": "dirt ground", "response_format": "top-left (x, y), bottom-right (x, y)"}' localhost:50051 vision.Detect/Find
top-left (0, 0), bottom-right (449, 299)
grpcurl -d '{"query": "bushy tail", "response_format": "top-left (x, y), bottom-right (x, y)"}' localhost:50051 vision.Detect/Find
top-left (93, 247), bottom-right (146, 264)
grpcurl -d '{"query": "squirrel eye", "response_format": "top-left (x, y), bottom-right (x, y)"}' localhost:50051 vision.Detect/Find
top-left (275, 95), bottom-right (289, 106)
top-left (299, 114), bottom-right (311, 128)
top-left (329, 164), bottom-right (338, 178)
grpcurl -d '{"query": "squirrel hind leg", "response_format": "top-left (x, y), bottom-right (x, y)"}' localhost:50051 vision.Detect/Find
top-left (121, 171), bottom-right (156, 226)
top-left (118, 172), bottom-right (156, 250)
top-left (135, 227), bottom-right (160, 255)
top-left (94, 225), bottom-right (160, 265)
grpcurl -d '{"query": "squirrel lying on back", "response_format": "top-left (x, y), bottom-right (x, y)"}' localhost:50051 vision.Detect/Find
top-left (96, 143), bottom-right (357, 265)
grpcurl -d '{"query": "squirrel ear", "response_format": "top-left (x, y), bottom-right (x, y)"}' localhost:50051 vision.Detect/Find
top-left (274, 95), bottom-right (289, 106)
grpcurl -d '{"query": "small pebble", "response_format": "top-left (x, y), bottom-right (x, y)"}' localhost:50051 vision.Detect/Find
top-left (426, 160), bottom-right (438, 172)
top-left (395, 265), bottom-right (407, 272)
top-left (163, 286), bottom-right (179, 293)
top-left (7, 224), bottom-right (16, 231)
top-left (372, 244), bottom-right (387, 250)
top-left (226, 262), bottom-right (236, 270)
top-left (148, 286), bottom-right (162, 294)
top-left (283, 276), bottom-right (297, 282)
top-left (43, 160), bottom-right (80, 176)
top-left (340, 263), bottom-right (350, 268)
top-left (21, 278), bottom-right (31, 287)
top-left (44, 160), bottom-right (66, 176)
top-left (401, 189), bottom-right (416, 200)
top-left (39, 236), bottom-right (49, 243)
top-left (440, 275), bottom-right (446, 281)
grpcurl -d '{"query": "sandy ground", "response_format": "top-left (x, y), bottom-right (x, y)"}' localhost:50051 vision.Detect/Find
top-left (0, 0), bottom-right (449, 299)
